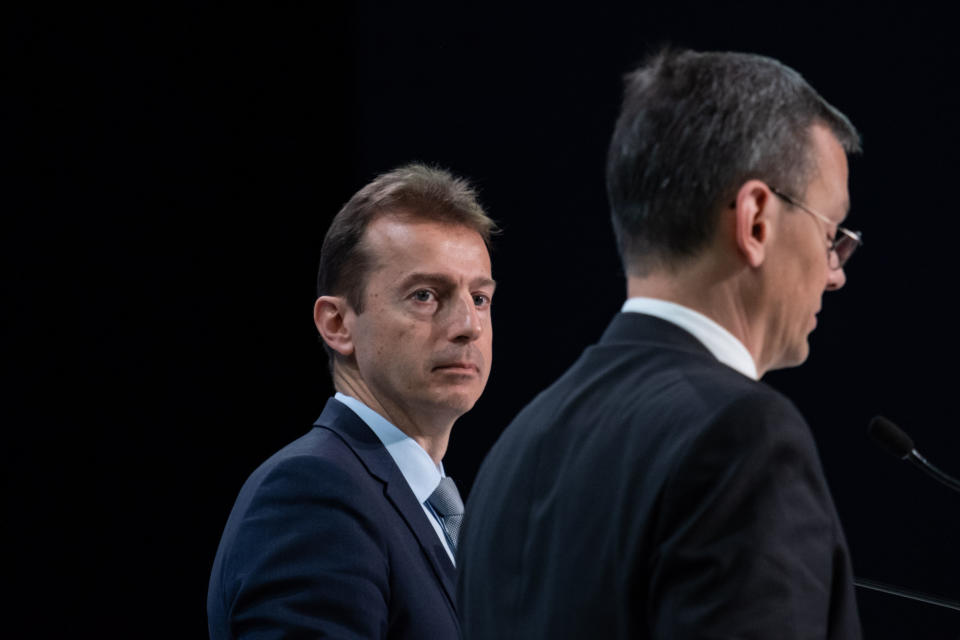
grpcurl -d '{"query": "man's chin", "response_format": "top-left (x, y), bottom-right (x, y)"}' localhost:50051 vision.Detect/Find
top-left (427, 387), bottom-right (484, 418)
top-left (770, 345), bottom-right (810, 374)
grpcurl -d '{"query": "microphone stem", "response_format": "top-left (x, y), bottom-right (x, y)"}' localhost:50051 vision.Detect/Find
top-left (907, 450), bottom-right (960, 493)
top-left (854, 578), bottom-right (960, 612)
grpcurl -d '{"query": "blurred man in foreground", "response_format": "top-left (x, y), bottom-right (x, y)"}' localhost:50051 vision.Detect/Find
top-left (458, 49), bottom-right (863, 639)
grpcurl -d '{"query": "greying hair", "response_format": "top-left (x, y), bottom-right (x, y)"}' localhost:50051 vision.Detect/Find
top-left (606, 49), bottom-right (861, 275)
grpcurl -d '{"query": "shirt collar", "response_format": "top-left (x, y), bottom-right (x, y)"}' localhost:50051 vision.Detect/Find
top-left (621, 297), bottom-right (758, 380)
top-left (334, 392), bottom-right (444, 502)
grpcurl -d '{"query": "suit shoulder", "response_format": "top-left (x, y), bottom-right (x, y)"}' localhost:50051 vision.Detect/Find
top-left (494, 345), bottom-right (812, 478)
top-left (693, 384), bottom-right (813, 453)
top-left (208, 426), bottom-right (403, 640)
top-left (620, 348), bottom-right (806, 437)
top-left (210, 426), bottom-right (392, 595)
top-left (238, 427), bottom-right (378, 505)
top-left (643, 359), bottom-right (812, 456)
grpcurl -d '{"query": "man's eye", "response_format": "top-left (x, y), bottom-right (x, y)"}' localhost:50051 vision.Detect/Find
top-left (412, 290), bottom-right (435, 302)
top-left (473, 294), bottom-right (490, 307)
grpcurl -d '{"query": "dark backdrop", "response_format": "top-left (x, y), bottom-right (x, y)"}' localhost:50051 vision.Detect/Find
top-left (7, 2), bottom-right (959, 637)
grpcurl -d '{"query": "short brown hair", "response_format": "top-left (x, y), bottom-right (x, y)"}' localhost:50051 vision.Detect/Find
top-left (317, 163), bottom-right (495, 314)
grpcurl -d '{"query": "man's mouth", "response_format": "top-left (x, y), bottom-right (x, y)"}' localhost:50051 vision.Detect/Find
top-left (433, 361), bottom-right (479, 373)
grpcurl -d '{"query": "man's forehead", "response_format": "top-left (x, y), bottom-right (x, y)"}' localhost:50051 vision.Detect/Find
top-left (362, 215), bottom-right (492, 277)
top-left (365, 213), bottom-right (484, 244)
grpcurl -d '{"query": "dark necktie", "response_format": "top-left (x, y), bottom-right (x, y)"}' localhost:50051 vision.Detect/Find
top-left (427, 476), bottom-right (464, 553)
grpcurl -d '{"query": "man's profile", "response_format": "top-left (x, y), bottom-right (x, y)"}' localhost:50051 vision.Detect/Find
top-left (208, 163), bottom-right (496, 639)
top-left (458, 49), bottom-right (863, 639)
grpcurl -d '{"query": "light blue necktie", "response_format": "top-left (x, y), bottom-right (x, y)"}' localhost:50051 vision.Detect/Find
top-left (427, 476), bottom-right (464, 552)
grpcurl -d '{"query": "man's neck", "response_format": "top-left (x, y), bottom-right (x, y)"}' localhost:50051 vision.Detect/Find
top-left (626, 259), bottom-right (765, 375)
top-left (332, 370), bottom-right (453, 463)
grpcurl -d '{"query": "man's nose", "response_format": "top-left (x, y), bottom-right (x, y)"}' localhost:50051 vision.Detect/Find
top-left (825, 265), bottom-right (846, 291)
top-left (449, 293), bottom-right (483, 342)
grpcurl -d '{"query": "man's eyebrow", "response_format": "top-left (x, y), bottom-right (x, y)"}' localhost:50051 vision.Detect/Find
top-left (398, 272), bottom-right (496, 290)
top-left (472, 276), bottom-right (497, 290)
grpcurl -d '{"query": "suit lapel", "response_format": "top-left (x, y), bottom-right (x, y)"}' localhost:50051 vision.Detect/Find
top-left (382, 471), bottom-right (459, 598)
top-left (314, 399), bottom-right (458, 610)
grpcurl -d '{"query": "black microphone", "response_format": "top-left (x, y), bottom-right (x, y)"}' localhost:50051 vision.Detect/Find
top-left (857, 416), bottom-right (960, 612)
top-left (868, 416), bottom-right (960, 495)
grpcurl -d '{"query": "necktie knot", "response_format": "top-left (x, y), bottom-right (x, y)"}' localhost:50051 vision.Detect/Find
top-left (428, 476), bottom-right (464, 552)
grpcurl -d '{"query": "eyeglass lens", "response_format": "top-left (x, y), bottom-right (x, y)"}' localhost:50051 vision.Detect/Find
top-left (834, 233), bottom-right (859, 268)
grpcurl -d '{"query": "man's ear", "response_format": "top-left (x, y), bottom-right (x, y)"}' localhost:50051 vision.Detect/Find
top-left (733, 180), bottom-right (774, 268)
top-left (314, 295), bottom-right (355, 357)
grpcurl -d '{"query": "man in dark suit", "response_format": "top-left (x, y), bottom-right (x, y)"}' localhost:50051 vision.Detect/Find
top-left (208, 164), bottom-right (497, 639)
top-left (458, 50), bottom-right (863, 638)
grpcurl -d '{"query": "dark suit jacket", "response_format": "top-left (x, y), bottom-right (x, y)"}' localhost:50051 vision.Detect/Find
top-left (208, 398), bottom-right (459, 639)
top-left (458, 313), bottom-right (861, 639)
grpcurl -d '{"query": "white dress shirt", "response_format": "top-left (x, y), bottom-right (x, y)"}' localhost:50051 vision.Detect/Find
top-left (334, 392), bottom-right (456, 564)
top-left (621, 297), bottom-right (758, 380)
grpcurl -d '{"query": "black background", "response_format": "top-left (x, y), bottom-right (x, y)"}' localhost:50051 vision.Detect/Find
top-left (7, 2), bottom-right (959, 637)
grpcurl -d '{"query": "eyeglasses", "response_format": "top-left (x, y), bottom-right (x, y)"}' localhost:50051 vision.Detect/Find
top-left (769, 186), bottom-right (862, 269)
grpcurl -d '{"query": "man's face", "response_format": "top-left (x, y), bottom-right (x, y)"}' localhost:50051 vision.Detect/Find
top-left (763, 124), bottom-right (850, 372)
top-left (345, 214), bottom-right (495, 426)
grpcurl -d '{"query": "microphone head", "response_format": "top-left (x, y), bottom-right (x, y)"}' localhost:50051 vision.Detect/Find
top-left (868, 416), bottom-right (915, 459)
